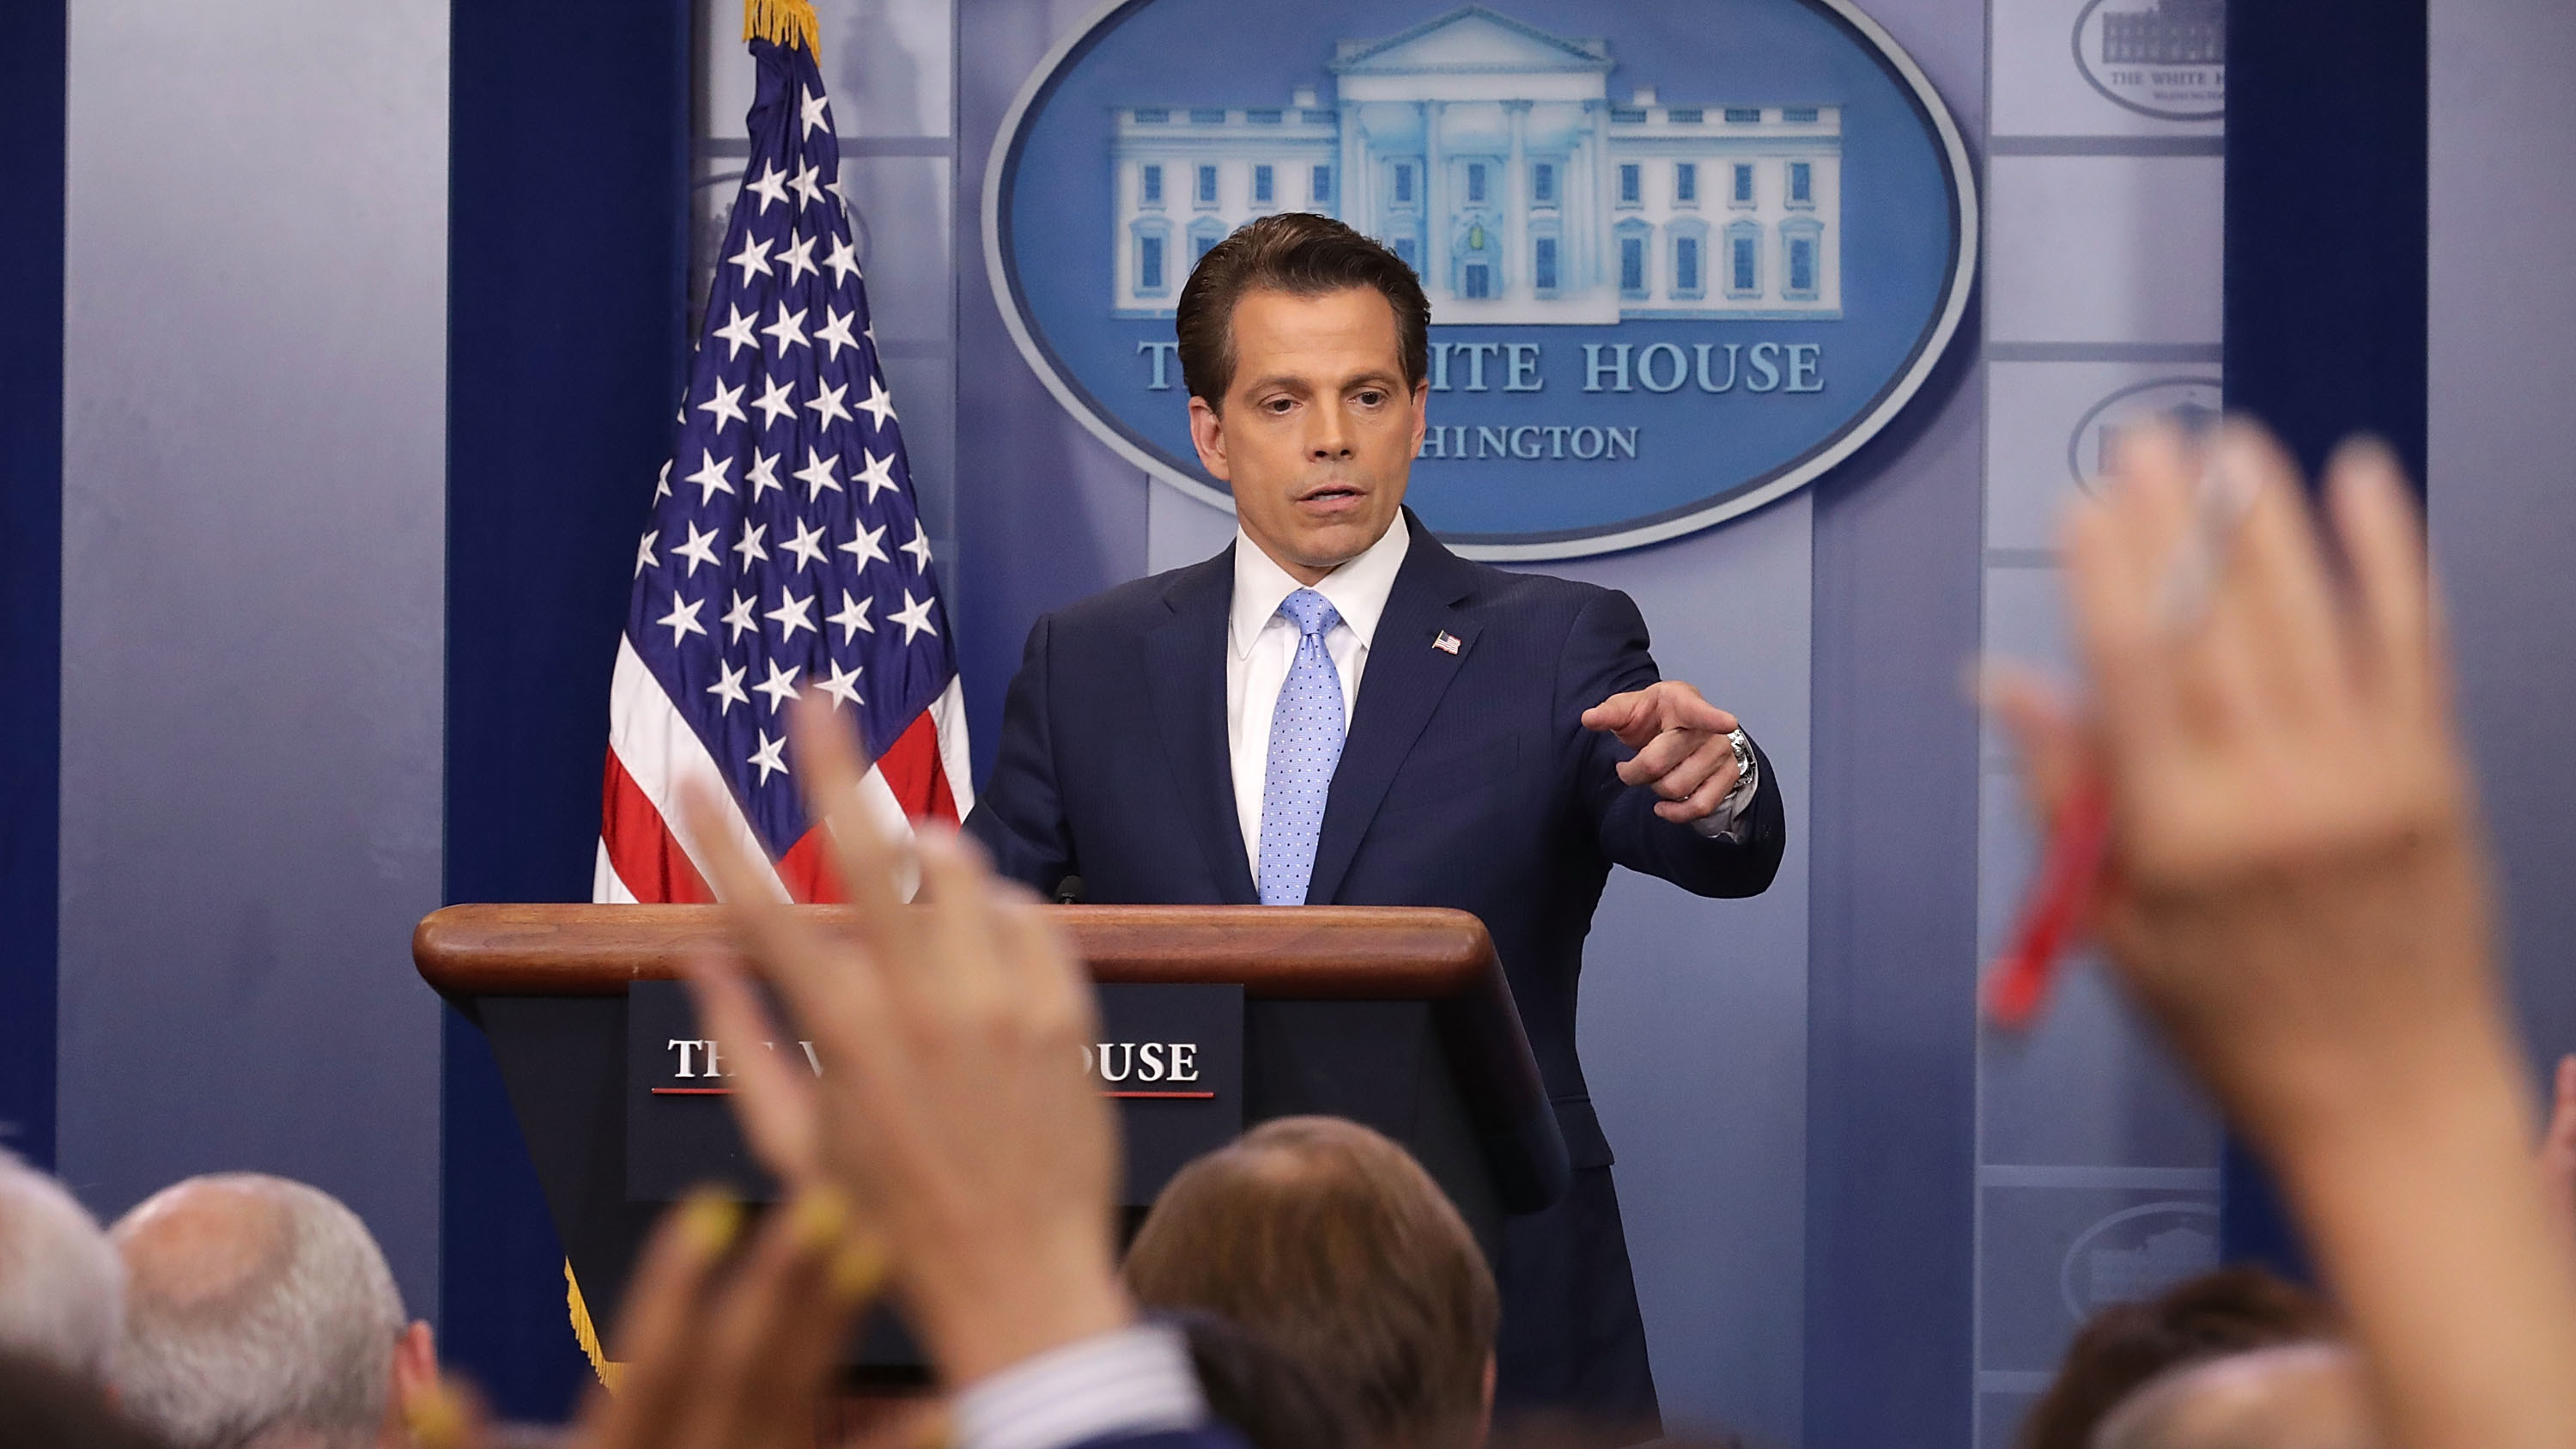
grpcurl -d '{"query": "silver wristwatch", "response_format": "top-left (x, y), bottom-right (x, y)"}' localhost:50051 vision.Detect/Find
top-left (1725, 728), bottom-right (1758, 795)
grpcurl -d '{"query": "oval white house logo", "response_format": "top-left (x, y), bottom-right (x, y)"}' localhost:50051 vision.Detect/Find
top-left (2059, 1201), bottom-right (2220, 1322)
top-left (2068, 375), bottom-right (2224, 492)
top-left (984, 0), bottom-right (1978, 559)
top-left (2072, 0), bottom-right (2226, 121)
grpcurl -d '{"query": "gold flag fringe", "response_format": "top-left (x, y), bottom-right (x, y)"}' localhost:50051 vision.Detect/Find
top-left (568, 1260), bottom-right (626, 1393)
top-left (744, 0), bottom-right (821, 57)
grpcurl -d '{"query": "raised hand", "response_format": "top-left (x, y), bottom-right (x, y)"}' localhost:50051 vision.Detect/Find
top-left (1580, 679), bottom-right (1745, 823)
top-left (406, 1189), bottom-right (882, 1449)
top-left (1990, 420), bottom-right (2576, 1449)
top-left (682, 694), bottom-right (1134, 1389)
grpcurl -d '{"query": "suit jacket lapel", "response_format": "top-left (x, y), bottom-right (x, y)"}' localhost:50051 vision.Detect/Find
top-left (1144, 548), bottom-right (1261, 904)
top-left (1306, 518), bottom-right (1480, 904)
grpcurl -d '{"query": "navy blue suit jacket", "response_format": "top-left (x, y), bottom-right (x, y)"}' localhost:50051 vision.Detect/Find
top-left (966, 517), bottom-right (1785, 1414)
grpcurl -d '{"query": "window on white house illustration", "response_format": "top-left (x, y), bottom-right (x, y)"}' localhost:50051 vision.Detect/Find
top-left (1789, 161), bottom-right (1813, 205)
top-left (1619, 232), bottom-right (1648, 296)
top-left (1675, 162), bottom-right (1697, 204)
top-left (1254, 164), bottom-right (1273, 204)
top-left (1674, 234), bottom-right (1702, 296)
top-left (1728, 227), bottom-right (1759, 295)
top-left (1139, 234), bottom-right (1164, 293)
top-left (1783, 220), bottom-right (1822, 299)
top-left (1393, 234), bottom-right (1418, 270)
top-left (1312, 165), bottom-right (1332, 204)
top-left (1532, 161), bottom-right (1556, 205)
top-left (1193, 222), bottom-right (1224, 264)
top-left (1619, 163), bottom-right (1641, 206)
top-left (1533, 234), bottom-right (1558, 292)
top-left (1465, 162), bottom-right (1485, 204)
top-left (1463, 262), bottom-right (1490, 299)
top-left (1141, 164), bottom-right (1163, 205)
top-left (1734, 163), bottom-right (1754, 204)
top-left (1196, 165), bottom-right (1218, 205)
top-left (1394, 163), bottom-right (1414, 205)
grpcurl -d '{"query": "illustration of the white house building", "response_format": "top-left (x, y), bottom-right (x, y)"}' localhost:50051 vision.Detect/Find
top-left (1109, 5), bottom-right (1842, 324)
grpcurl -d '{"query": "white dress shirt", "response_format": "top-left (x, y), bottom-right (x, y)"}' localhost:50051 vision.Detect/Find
top-left (951, 1322), bottom-right (1206, 1449)
top-left (1224, 515), bottom-right (1757, 880)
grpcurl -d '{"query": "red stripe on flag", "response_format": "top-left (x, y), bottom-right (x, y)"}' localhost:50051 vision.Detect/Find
top-left (776, 710), bottom-right (960, 904)
top-left (601, 750), bottom-right (715, 904)
top-left (878, 710), bottom-right (962, 825)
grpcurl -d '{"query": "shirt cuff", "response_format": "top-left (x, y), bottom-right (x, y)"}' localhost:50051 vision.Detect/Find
top-left (1688, 739), bottom-right (1760, 841)
top-left (952, 1324), bottom-right (1206, 1449)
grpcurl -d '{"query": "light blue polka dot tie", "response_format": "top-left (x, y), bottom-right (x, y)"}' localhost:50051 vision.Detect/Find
top-left (1258, 588), bottom-right (1346, 906)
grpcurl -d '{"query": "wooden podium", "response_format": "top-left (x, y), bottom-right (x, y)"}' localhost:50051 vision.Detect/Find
top-left (416, 903), bottom-right (1571, 1367)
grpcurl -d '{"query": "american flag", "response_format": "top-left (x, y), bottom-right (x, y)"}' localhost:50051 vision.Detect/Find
top-left (595, 33), bottom-right (969, 905)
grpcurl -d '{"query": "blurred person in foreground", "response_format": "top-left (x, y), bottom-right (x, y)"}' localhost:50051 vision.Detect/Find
top-left (1987, 419), bottom-right (2576, 1449)
top-left (0, 1149), bottom-right (124, 1387)
top-left (2088, 1342), bottom-right (2376, 1449)
top-left (0, 1352), bottom-right (167, 1449)
top-left (111, 1174), bottom-right (436, 1449)
top-left (1125, 1117), bottom-right (1495, 1449)
top-left (2016, 1266), bottom-right (2335, 1449)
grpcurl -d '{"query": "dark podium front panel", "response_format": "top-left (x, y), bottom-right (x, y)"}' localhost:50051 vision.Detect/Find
top-left (419, 904), bottom-right (1568, 1373)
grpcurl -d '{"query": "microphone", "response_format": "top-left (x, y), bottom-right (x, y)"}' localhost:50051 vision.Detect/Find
top-left (1054, 874), bottom-right (1084, 905)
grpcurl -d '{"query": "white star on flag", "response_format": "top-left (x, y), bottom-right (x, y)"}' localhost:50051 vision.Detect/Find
top-left (890, 588), bottom-right (938, 643)
top-left (752, 659), bottom-right (802, 713)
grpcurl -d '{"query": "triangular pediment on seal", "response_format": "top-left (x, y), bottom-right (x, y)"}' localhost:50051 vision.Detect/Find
top-left (1329, 5), bottom-right (1613, 76)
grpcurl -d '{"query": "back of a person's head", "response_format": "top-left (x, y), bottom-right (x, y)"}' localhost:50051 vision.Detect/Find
top-left (1177, 1311), bottom-right (1363, 1449)
top-left (0, 1351), bottom-right (168, 1449)
top-left (0, 1149), bottom-right (125, 1383)
top-left (1124, 1116), bottom-right (1498, 1449)
top-left (2087, 1342), bottom-right (2377, 1449)
top-left (2016, 1266), bottom-right (2336, 1449)
top-left (111, 1174), bottom-right (404, 1449)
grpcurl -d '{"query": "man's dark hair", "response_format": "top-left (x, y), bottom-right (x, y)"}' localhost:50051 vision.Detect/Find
top-left (1176, 1311), bottom-right (1361, 1449)
top-left (1124, 1116), bottom-right (1497, 1449)
top-left (2014, 1265), bottom-right (2337, 1449)
top-left (1174, 213), bottom-right (1431, 409)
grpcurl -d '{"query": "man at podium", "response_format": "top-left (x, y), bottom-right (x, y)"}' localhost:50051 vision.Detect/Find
top-left (967, 213), bottom-right (1786, 1428)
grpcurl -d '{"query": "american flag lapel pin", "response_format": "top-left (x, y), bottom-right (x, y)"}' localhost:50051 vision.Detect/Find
top-left (1432, 630), bottom-right (1461, 654)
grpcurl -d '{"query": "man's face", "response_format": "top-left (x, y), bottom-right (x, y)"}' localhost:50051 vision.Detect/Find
top-left (1188, 286), bottom-right (1427, 582)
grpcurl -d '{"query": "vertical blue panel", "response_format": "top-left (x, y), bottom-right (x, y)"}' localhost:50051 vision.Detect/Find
top-left (1804, 324), bottom-right (1986, 1449)
top-left (956, 0), bottom-right (1151, 785)
top-left (0, 0), bottom-right (64, 1171)
top-left (59, 0), bottom-right (447, 1319)
top-left (2219, 0), bottom-right (2426, 1275)
top-left (2430, 0), bottom-right (2576, 1171)
top-left (446, 0), bottom-right (690, 1418)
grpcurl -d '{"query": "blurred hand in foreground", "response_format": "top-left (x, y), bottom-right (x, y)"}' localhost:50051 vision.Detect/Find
top-left (1989, 421), bottom-right (2576, 1449)
top-left (410, 1187), bottom-right (882, 1449)
top-left (682, 695), bottom-right (1133, 1389)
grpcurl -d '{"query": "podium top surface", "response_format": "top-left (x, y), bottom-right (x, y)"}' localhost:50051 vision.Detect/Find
top-left (416, 903), bottom-right (1497, 1000)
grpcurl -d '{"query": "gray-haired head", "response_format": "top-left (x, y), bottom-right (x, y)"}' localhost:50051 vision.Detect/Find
top-left (2089, 1342), bottom-right (2378, 1449)
top-left (112, 1174), bottom-right (406, 1449)
top-left (0, 1148), bottom-right (125, 1382)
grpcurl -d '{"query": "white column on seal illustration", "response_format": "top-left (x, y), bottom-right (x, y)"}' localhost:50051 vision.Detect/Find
top-left (1584, 98), bottom-right (1608, 295)
top-left (1340, 100), bottom-right (1364, 230)
top-left (1504, 99), bottom-right (1530, 299)
top-left (1421, 98), bottom-right (1447, 301)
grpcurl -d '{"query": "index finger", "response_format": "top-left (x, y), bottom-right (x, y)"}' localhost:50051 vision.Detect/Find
top-left (1580, 690), bottom-right (1647, 738)
top-left (1662, 689), bottom-right (1741, 737)
top-left (786, 693), bottom-right (927, 974)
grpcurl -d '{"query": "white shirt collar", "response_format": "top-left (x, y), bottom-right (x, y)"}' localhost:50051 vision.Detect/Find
top-left (1227, 512), bottom-right (1413, 660)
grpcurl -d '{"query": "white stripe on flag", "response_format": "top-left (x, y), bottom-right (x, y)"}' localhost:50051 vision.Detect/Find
top-left (602, 633), bottom-right (788, 904)
top-left (600, 632), bottom-right (931, 904)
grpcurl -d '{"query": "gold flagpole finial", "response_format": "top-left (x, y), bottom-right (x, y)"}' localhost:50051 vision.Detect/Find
top-left (743, 0), bottom-right (820, 58)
